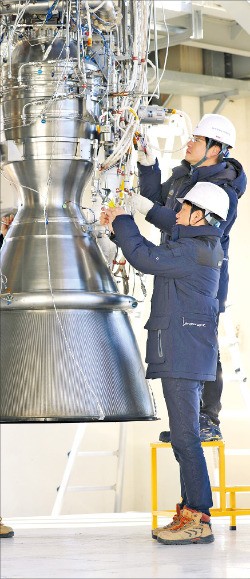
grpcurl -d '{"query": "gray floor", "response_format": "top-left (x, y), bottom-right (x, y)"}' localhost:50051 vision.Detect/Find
top-left (1, 513), bottom-right (250, 579)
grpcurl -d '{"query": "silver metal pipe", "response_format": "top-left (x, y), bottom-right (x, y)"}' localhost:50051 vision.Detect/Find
top-left (122, 0), bottom-right (129, 55)
top-left (0, 1), bottom-right (117, 18)
top-left (0, 291), bottom-right (137, 310)
top-left (0, 2), bottom-right (55, 15)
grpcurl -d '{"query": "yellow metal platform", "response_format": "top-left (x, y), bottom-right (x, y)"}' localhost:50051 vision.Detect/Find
top-left (151, 440), bottom-right (250, 530)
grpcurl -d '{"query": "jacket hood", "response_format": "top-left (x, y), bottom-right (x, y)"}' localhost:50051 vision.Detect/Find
top-left (173, 158), bottom-right (247, 200)
top-left (218, 158), bottom-right (247, 199)
top-left (171, 224), bottom-right (223, 242)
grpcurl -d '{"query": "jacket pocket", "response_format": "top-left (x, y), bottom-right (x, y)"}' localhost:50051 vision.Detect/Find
top-left (181, 313), bottom-right (217, 339)
top-left (176, 313), bottom-right (218, 374)
top-left (144, 316), bottom-right (170, 365)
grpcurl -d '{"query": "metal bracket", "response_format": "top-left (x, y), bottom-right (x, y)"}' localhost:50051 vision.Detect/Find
top-left (200, 90), bottom-right (238, 117)
top-left (191, 8), bottom-right (203, 40)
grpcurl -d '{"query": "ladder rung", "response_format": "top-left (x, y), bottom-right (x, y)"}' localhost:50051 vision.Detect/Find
top-left (67, 485), bottom-right (116, 492)
top-left (77, 450), bottom-right (118, 457)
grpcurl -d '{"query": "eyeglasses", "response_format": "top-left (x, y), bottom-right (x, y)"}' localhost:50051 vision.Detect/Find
top-left (189, 136), bottom-right (206, 143)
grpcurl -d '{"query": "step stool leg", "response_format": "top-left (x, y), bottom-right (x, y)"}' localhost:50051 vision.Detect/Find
top-left (229, 491), bottom-right (237, 530)
top-left (218, 442), bottom-right (226, 511)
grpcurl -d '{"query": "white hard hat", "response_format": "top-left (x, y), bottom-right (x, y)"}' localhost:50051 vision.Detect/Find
top-left (177, 182), bottom-right (229, 220)
top-left (193, 114), bottom-right (236, 148)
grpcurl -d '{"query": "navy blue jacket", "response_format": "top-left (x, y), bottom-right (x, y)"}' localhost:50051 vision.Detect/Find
top-left (111, 210), bottom-right (224, 381)
top-left (138, 157), bottom-right (247, 312)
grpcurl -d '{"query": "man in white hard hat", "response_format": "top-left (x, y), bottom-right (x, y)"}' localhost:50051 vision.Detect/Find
top-left (100, 182), bottom-right (229, 545)
top-left (137, 113), bottom-right (247, 442)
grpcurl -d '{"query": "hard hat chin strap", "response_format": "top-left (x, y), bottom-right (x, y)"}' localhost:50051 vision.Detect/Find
top-left (188, 203), bottom-right (221, 227)
top-left (218, 143), bottom-right (230, 162)
top-left (190, 138), bottom-right (229, 173)
top-left (189, 138), bottom-right (213, 173)
top-left (188, 205), bottom-right (193, 225)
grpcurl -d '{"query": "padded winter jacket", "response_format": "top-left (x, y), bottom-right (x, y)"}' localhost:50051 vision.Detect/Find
top-left (111, 210), bottom-right (224, 381)
top-left (138, 157), bottom-right (247, 312)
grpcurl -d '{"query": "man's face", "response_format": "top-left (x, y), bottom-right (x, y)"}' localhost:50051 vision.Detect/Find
top-left (176, 202), bottom-right (193, 226)
top-left (185, 135), bottom-right (207, 165)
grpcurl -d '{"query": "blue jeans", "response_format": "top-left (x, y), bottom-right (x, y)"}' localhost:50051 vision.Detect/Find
top-left (161, 377), bottom-right (213, 515)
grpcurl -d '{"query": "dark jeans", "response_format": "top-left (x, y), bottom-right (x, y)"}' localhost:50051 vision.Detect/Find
top-left (201, 352), bottom-right (223, 426)
top-left (161, 376), bottom-right (213, 515)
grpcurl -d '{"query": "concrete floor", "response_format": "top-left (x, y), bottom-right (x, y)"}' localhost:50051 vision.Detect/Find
top-left (1, 513), bottom-right (250, 579)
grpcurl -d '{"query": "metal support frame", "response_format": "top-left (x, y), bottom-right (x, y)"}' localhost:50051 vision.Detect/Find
top-left (191, 8), bottom-right (203, 40)
top-left (162, 94), bottom-right (173, 107)
top-left (200, 90), bottom-right (238, 116)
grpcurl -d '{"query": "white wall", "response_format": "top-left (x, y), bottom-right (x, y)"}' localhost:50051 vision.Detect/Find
top-left (1, 95), bottom-right (250, 518)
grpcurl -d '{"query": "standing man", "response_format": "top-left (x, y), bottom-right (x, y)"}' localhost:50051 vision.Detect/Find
top-left (137, 113), bottom-right (247, 441)
top-left (100, 182), bottom-right (229, 545)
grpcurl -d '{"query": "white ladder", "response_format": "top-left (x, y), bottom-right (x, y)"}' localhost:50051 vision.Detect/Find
top-left (219, 304), bottom-right (249, 416)
top-left (211, 303), bottom-right (249, 507)
top-left (51, 423), bottom-right (127, 517)
top-left (220, 303), bottom-right (247, 384)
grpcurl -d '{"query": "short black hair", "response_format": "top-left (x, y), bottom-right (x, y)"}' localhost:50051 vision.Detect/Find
top-left (205, 137), bottom-right (230, 161)
top-left (184, 200), bottom-right (222, 224)
top-left (184, 200), bottom-right (205, 215)
top-left (205, 137), bottom-right (222, 150)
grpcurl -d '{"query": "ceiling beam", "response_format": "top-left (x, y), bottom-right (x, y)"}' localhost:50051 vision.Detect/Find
top-left (200, 90), bottom-right (239, 116)
top-left (218, 1), bottom-right (250, 36)
top-left (147, 68), bottom-right (250, 99)
top-left (150, 13), bottom-right (250, 57)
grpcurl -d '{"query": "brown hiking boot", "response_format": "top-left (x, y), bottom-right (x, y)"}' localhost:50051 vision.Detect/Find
top-left (0, 517), bottom-right (14, 538)
top-left (152, 503), bottom-right (183, 539)
top-left (157, 506), bottom-right (214, 545)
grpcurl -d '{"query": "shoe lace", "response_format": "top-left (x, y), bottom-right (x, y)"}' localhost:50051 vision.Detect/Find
top-left (162, 512), bottom-right (180, 529)
top-left (172, 513), bottom-right (180, 522)
top-left (170, 514), bottom-right (192, 530)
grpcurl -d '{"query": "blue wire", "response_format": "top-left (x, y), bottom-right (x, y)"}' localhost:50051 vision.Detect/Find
top-left (45, 0), bottom-right (59, 22)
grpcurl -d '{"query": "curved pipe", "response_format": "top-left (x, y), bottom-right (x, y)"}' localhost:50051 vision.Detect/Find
top-left (1, 291), bottom-right (138, 310)
top-left (0, 1), bottom-right (116, 19)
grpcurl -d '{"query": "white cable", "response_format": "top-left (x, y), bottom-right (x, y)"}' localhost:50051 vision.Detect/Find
top-left (88, 1), bottom-right (106, 13)
top-left (147, 59), bottom-right (157, 85)
top-left (85, 1), bottom-right (92, 41)
top-left (149, 1), bottom-right (169, 101)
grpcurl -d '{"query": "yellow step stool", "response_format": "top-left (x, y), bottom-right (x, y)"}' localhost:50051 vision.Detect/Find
top-left (151, 440), bottom-right (250, 530)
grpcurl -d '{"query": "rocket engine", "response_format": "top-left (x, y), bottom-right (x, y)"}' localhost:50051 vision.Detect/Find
top-left (0, 0), bottom-right (157, 422)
